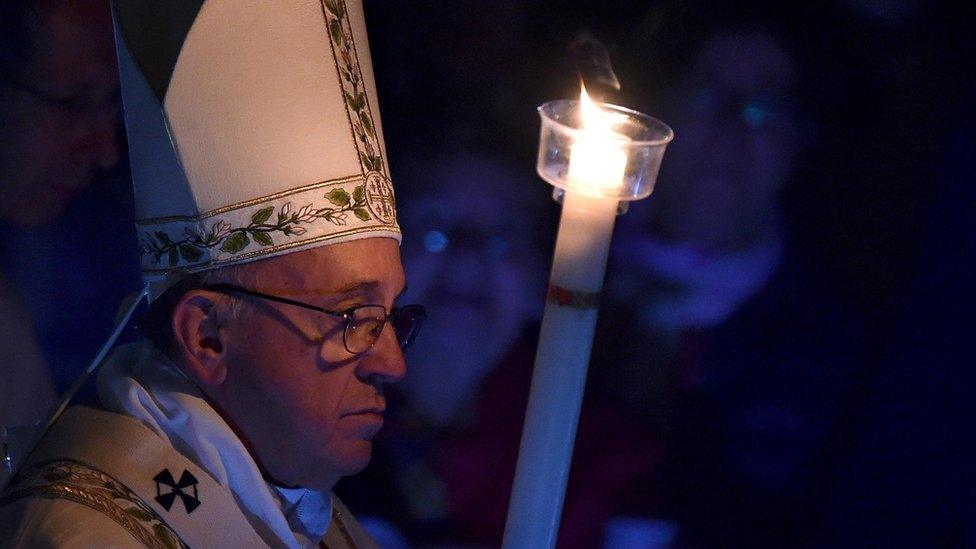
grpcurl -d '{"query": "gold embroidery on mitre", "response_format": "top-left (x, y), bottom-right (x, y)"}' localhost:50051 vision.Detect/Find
top-left (363, 171), bottom-right (397, 226)
top-left (135, 175), bottom-right (364, 225)
top-left (138, 177), bottom-right (400, 273)
top-left (320, 0), bottom-right (386, 177)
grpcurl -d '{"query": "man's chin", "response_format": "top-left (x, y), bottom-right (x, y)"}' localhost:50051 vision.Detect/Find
top-left (294, 446), bottom-right (372, 490)
top-left (342, 440), bottom-right (374, 474)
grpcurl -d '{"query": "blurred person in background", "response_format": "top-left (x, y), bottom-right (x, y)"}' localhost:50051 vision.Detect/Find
top-left (590, 4), bottom-right (867, 546)
top-left (0, 0), bottom-right (121, 429)
top-left (396, 154), bottom-right (549, 429)
top-left (351, 0), bottom-right (965, 545)
top-left (336, 152), bottom-right (552, 544)
top-left (340, 153), bottom-right (667, 548)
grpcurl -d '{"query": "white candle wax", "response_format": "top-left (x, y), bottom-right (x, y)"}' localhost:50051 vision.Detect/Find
top-left (502, 192), bottom-right (618, 549)
top-left (503, 93), bottom-right (627, 549)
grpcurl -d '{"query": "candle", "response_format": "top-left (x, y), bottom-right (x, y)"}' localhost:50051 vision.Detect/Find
top-left (503, 89), bottom-right (672, 549)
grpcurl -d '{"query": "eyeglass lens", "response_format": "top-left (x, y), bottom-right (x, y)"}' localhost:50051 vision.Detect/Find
top-left (391, 305), bottom-right (425, 351)
top-left (344, 305), bottom-right (425, 354)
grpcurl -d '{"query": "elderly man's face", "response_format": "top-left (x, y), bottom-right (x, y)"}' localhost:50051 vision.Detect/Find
top-left (211, 238), bottom-right (406, 490)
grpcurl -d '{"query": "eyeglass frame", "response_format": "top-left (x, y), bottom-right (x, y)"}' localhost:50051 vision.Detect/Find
top-left (202, 283), bottom-right (425, 356)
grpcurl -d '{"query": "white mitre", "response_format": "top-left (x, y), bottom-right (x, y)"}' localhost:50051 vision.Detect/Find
top-left (113, 0), bottom-right (399, 297)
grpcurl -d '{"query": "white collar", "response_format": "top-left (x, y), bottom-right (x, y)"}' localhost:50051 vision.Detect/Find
top-left (97, 341), bottom-right (333, 547)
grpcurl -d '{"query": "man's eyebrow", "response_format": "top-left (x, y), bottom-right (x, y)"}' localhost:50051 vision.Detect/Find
top-left (333, 280), bottom-right (380, 296)
top-left (330, 280), bottom-right (407, 300)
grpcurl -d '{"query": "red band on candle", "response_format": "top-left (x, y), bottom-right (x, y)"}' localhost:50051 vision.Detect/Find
top-left (546, 284), bottom-right (601, 309)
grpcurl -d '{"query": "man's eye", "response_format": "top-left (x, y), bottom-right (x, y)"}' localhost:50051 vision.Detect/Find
top-left (367, 321), bottom-right (384, 338)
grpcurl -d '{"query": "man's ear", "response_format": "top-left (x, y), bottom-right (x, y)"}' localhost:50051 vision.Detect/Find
top-left (171, 290), bottom-right (229, 387)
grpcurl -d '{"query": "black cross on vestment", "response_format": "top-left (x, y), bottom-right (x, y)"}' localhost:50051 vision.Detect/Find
top-left (153, 468), bottom-right (201, 514)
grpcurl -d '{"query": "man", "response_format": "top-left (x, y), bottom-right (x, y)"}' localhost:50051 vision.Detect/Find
top-left (0, 0), bottom-right (120, 431)
top-left (0, 1), bottom-right (422, 546)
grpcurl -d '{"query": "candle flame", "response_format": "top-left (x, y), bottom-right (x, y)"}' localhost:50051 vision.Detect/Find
top-left (569, 85), bottom-right (630, 193)
top-left (578, 84), bottom-right (626, 136)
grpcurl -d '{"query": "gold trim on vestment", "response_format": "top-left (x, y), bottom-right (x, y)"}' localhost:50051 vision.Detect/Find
top-left (0, 459), bottom-right (187, 549)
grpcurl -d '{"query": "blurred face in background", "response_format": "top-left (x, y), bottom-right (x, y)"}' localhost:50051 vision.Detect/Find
top-left (641, 29), bottom-right (801, 252)
top-left (0, 0), bottom-right (119, 227)
top-left (398, 157), bottom-right (545, 426)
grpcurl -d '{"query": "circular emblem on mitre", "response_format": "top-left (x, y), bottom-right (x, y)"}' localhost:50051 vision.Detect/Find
top-left (364, 171), bottom-right (397, 225)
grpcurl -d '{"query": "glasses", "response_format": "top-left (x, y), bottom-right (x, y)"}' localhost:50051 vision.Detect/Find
top-left (204, 283), bottom-right (426, 356)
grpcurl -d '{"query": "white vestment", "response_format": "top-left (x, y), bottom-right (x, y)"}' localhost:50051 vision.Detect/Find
top-left (0, 341), bottom-right (376, 548)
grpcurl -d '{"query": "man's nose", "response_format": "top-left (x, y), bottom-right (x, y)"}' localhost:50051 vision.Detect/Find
top-left (357, 324), bottom-right (407, 385)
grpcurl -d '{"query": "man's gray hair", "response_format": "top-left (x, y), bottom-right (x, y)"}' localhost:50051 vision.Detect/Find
top-left (143, 263), bottom-right (261, 360)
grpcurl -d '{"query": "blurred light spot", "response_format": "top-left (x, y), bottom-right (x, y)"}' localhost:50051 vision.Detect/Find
top-left (424, 230), bottom-right (449, 253)
top-left (743, 102), bottom-right (768, 128)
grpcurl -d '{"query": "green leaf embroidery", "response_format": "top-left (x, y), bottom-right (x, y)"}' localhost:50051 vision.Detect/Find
top-left (221, 232), bottom-right (250, 253)
top-left (323, 0), bottom-right (339, 17)
top-left (352, 185), bottom-right (365, 204)
top-left (353, 208), bottom-right (371, 221)
top-left (253, 232), bottom-right (273, 246)
top-left (359, 111), bottom-right (375, 137)
top-left (325, 188), bottom-right (351, 207)
top-left (124, 506), bottom-right (155, 522)
top-left (178, 244), bottom-right (203, 262)
top-left (251, 206), bottom-right (274, 224)
top-left (330, 19), bottom-right (343, 45)
top-left (153, 523), bottom-right (178, 549)
top-left (155, 231), bottom-right (172, 246)
top-left (325, 1), bottom-right (384, 179)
